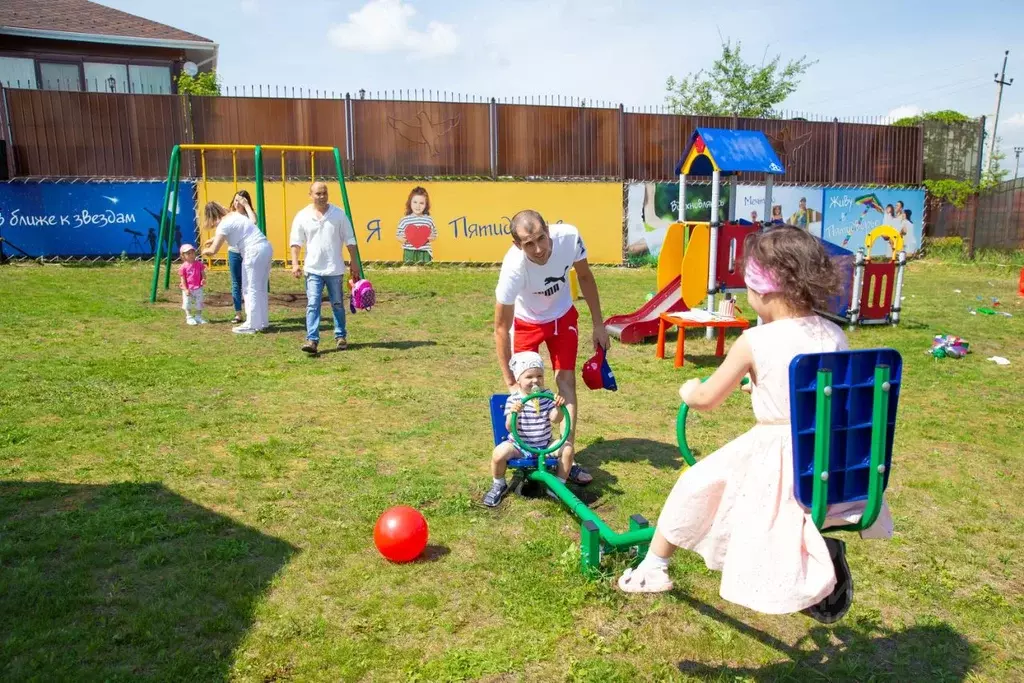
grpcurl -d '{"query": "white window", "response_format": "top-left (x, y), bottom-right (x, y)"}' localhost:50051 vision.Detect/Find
top-left (39, 62), bottom-right (81, 91)
top-left (129, 64), bottom-right (172, 95)
top-left (0, 56), bottom-right (37, 89)
top-left (84, 62), bottom-right (129, 93)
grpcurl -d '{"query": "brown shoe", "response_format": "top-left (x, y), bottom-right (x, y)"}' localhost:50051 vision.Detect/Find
top-left (336, 337), bottom-right (348, 350)
top-left (301, 340), bottom-right (318, 354)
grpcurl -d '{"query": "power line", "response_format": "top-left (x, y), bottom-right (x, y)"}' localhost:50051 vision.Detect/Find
top-left (799, 57), bottom-right (990, 106)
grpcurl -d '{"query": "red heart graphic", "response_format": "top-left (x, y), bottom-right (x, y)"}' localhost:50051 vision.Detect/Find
top-left (404, 223), bottom-right (432, 249)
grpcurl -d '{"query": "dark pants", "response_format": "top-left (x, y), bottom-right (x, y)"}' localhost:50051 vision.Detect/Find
top-left (228, 249), bottom-right (243, 312)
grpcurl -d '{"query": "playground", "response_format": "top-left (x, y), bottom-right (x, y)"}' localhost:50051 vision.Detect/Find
top-left (1, 257), bottom-right (1022, 681)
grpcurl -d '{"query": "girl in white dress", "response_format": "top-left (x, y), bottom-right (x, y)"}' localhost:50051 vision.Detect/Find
top-left (201, 202), bottom-right (274, 334)
top-left (617, 226), bottom-right (893, 623)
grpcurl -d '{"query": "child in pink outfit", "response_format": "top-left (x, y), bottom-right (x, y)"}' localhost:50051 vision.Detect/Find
top-left (178, 243), bottom-right (207, 325)
top-left (617, 226), bottom-right (893, 625)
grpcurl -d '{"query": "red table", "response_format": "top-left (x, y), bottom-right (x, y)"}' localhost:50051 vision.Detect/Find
top-left (656, 312), bottom-right (751, 367)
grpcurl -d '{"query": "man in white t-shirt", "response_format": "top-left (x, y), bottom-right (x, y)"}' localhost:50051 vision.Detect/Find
top-left (290, 181), bottom-right (359, 354)
top-left (493, 210), bottom-right (610, 487)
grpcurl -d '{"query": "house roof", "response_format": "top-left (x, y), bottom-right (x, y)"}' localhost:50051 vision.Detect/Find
top-left (0, 0), bottom-right (214, 45)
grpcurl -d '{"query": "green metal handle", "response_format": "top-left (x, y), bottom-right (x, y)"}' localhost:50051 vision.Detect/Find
top-left (509, 391), bottom-right (571, 459)
top-left (676, 376), bottom-right (750, 467)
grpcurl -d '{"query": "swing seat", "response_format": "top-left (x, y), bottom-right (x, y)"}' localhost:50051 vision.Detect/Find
top-left (488, 394), bottom-right (559, 471)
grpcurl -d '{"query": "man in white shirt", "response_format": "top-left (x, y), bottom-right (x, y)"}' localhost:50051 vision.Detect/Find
top-left (290, 182), bottom-right (359, 354)
top-left (493, 209), bottom-right (610, 489)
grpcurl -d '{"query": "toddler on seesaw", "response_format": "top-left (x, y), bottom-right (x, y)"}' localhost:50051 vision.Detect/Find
top-left (617, 226), bottom-right (893, 624)
top-left (178, 243), bottom-right (207, 325)
top-left (482, 351), bottom-right (572, 507)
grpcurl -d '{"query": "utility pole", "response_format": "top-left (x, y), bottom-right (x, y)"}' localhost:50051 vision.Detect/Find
top-left (1016, 147), bottom-right (1024, 178)
top-left (988, 50), bottom-right (1013, 174)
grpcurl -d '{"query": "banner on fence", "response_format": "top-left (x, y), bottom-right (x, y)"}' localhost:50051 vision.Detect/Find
top-left (736, 185), bottom-right (824, 237)
top-left (821, 187), bottom-right (925, 256)
top-left (625, 181), bottom-right (732, 259)
top-left (0, 181), bottom-right (197, 258)
top-left (199, 181), bottom-right (623, 264)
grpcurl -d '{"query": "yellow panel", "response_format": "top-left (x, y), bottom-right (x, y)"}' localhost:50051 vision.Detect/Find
top-left (656, 222), bottom-right (685, 291)
top-left (681, 222), bottom-right (710, 309)
top-left (200, 181), bottom-right (624, 264)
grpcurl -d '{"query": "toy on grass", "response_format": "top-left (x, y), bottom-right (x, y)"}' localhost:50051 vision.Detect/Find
top-left (930, 335), bottom-right (969, 359)
top-left (374, 506), bottom-right (428, 562)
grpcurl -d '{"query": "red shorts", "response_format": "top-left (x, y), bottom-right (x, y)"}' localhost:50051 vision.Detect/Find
top-left (512, 306), bottom-right (579, 371)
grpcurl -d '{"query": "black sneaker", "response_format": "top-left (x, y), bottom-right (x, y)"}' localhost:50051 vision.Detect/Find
top-left (482, 480), bottom-right (509, 507)
top-left (804, 537), bottom-right (853, 624)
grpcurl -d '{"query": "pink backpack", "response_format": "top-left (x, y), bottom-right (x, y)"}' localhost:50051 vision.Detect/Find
top-left (350, 278), bottom-right (376, 312)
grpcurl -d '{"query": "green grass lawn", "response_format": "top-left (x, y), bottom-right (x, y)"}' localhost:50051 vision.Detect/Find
top-left (1, 259), bottom-right (1022, 682)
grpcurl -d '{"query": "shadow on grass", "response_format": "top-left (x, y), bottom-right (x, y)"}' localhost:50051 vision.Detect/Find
top-left (674, 594), bottom-right (978, 682)
top-left (0, 481), bottom-right (297, 681)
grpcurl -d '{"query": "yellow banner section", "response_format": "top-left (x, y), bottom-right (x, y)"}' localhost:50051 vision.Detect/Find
top-left (197, 181), bottom-right (623, 265)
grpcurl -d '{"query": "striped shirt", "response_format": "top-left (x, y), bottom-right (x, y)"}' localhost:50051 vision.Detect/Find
top-left (505, 393), bottom-right (555, 449)
top-left (397, 215), bottom-right (437, 253)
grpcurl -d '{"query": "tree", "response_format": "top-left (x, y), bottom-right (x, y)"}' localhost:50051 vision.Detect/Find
top-left (982, 136), bottom-right (1009, 187)
top-left (665, 40), bottom-right (815, 118)
top-left (177, 70), bottom-right (221, 96)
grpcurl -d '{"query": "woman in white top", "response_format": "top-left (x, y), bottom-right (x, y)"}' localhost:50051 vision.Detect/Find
top-left (201, 201), bottom-right (274, 334)
top-left (227, 190), bottom-right (257, 324)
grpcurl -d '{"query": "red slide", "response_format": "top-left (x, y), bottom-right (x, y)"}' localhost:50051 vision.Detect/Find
top-left (604, 275), bottom-right (689, 344)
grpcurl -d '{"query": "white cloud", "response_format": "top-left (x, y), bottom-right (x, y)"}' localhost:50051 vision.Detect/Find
top-left (327, 0), bottom-right (457, 60)
top-left (240, 0), bottom-right (258, 15)
top-left (1004, 112), bottom-right (1024, 128)
top-left (886, 104), bottom-right (923, 121)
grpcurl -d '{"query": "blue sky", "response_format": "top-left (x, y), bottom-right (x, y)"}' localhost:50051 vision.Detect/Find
top-left (101, 0), bottom-right (1024, 172)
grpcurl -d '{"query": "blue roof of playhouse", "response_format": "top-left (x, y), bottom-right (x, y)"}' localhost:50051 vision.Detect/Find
top-left (674, 128), bottom-right (786, 176)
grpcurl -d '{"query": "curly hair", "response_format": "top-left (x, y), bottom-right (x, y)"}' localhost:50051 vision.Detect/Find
top-left (743, 225), bottom-right (840, 312)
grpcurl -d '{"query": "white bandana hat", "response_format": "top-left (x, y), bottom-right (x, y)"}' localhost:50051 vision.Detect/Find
top-left (509, 351), bottom-right (544, 380)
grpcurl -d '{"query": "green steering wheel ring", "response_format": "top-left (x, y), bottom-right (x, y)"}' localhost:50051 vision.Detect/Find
top-left (509, 390), bottom-right (572, 458)
top-left (677, 377), bottom-right (750, 468)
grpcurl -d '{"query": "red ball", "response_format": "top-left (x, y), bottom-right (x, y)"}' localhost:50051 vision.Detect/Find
top-left (373, 506), bottom-right (428, 563)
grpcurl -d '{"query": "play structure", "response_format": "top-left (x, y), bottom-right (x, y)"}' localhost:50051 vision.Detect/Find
top-left (678, 349), bottom-right (902, 614)
top-left (607, 129), bottom-right (782, 343)
top-left (607, 129), bottom-right (908, 342)
top-left (148, 143), bottom-right (367, 303)
top-left (489, 393), bottom-right (654, 575)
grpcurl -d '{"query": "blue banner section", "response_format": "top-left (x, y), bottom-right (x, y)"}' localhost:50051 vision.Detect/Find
top-left (821, 187), bottom-right (925, 256)
top-left (0, 181), bottom-right (196, 258)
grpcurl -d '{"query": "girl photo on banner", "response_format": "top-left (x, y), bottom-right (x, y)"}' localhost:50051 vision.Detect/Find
top-left (396, 186), bottom-right (437, 264)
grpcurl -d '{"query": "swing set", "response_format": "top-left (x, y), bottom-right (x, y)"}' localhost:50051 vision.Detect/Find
top-left (148, 143), bottom-right (365, 303)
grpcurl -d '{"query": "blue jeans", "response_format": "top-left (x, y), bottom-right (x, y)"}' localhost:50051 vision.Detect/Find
top-left (305, 273), bottom-right (347, 342)
top-left (228, 250), bottom-right (243, 312)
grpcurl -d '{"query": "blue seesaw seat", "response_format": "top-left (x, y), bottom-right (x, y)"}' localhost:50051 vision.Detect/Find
top-left (489, 394), bottom-right (560, 470)
top-left (788, 349), bottom-right (902, 531)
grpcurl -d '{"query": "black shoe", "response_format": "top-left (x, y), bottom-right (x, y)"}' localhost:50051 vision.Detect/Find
top-left (803, 537), bottom-right (853, 624)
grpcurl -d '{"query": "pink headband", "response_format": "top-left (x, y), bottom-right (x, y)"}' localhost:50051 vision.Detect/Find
top-left (745, 257), bottom-right (781, 295)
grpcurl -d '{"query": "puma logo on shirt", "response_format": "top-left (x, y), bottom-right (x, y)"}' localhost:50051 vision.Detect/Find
top-left (537, 265), bottom-right (570, 297)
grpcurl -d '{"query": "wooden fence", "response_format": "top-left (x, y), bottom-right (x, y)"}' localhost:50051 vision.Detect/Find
top-left (1, 88), bottom-right (924, 184)
top-left (927, 178), bottom-right (1024, 252)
